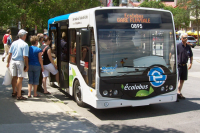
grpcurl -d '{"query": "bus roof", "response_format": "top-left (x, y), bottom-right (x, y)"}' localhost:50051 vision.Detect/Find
top-left (48, 6), bottom-right (172, 29)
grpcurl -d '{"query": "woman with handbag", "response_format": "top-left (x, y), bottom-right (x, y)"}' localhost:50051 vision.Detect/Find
top-left (41, 36), bottom-right (59, 94)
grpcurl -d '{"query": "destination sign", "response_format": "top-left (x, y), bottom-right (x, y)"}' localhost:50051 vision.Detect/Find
top-left (108, 13), bottom-right (161, 24)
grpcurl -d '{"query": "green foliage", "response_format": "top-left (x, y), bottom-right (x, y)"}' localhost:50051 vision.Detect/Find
top-left (178, 0), bottom-right (200, 44)
top-left (140, 0), bottom-right (165, 8)
top-left (140, 0), bottom-right (190, 29)
top-left (0, 0), bottom-right (101, 32)
top-left (113, 0), bottom-right (119, 6)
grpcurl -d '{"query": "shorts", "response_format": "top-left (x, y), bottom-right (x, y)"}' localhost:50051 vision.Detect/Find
top-left (10, 60), bottom-right (26, 77)
top-left (42, 63), bottom-right (58, 77)
top-left (178, 65), bottom-right (188, 80)
top-left (28, 65), bottom-right (41, 85)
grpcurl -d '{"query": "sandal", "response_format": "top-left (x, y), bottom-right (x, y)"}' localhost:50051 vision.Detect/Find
top-left (17, 96), bottom-right (27, 100)
top-left (43, 92), bottom-right (51, 95)
top-left (12, 92), bottom-right (17, 97)
top-left (33, 94), bottom-right (41, 97)
top-left (28, 95), bottom-right (32, 98)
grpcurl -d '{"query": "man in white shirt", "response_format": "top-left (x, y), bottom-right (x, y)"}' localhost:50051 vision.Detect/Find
top-left (7, 29), bottom-right (29, 100)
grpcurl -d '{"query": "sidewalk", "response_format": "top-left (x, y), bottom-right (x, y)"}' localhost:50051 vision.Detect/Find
top-left (0, 55), bottom-right (102, 133)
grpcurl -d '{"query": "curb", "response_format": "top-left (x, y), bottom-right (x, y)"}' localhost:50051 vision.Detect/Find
top-left (45, 93), bottom-right (105, 133)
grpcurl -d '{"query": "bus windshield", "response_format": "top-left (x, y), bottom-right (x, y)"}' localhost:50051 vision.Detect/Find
top-left (95, 9), bottom-right (176, 77)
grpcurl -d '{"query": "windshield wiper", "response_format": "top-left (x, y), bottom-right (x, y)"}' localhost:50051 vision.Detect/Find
top-left (115, 70), bottom-right (143, 77)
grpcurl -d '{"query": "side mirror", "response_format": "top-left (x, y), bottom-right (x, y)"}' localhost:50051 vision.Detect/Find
top-left (81, 29), bottom-right (90, 47)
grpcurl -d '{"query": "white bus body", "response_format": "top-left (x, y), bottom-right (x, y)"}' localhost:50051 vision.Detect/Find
top-left (48, 7), bottom-right (177, 109)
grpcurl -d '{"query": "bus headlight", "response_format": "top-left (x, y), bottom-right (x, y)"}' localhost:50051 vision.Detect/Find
top-left (103, 90), bottom-right (108, 96)
top-left (113, 90), bottom-right (118, 95)
top-left (161, 86), bottom-right (165, 91)
top-left (169, 85), bottom-right (173, 90)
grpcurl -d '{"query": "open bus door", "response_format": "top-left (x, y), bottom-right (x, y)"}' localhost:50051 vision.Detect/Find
top-left (48, 24), bottom-right (60, 87)
top-left (76, 29), bottom-right (92, 86)
top-left (49, 22), bottom-right (70, 90)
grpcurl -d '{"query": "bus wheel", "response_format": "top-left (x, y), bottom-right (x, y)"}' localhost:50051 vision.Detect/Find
top-left (73, 80), bottom-right (86, 107)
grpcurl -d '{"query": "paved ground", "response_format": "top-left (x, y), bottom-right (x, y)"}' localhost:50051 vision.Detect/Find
top-left (0, 55), bottom-right (103, 133)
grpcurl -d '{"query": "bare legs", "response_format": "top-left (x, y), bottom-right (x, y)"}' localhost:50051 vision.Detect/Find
top-left (42, 72), bottom-right (59, 94)
top-left (12, 76), bottom-right (18, 94)
top-left (43, 77), bottom-right (48, 93)
top-left (28, 84), bottom-right (38, 97)
top-left (17, 77), bottom-right (23, 97)
top-left (178, 80), bottom-right (184, 94)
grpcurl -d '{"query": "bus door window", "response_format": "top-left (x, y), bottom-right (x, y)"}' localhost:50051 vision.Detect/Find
top-left (91, 28), bottom-right (96, 89)
top-left (79, 28), bottom-right (96, 87)
top-left (70, 29), bottom-right (76, 64)
top-left (61, 32), bottom-right (68, 62)
top-left (60, 31), bottom-right (69, 87)
top-left (80, 46), bottom-right (89, 84)
top-left (51, 31), bottom-right (57, 63)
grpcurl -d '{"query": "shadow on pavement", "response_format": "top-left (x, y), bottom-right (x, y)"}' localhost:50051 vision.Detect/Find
top-left (98, 124), bottom-right (184, 133)
top-left (0, 75), bottom-right (95, 133)
top-left (52, 79), bottom-right (200, 121)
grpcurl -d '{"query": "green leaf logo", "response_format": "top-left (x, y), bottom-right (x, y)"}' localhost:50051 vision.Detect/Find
top-left (69, 75), bottom-right (74, 87)
top-left (121, 84), bottom-right (124, 89)
top-left (72, 68), bottom-right (76, 77)
top-left (136, 90), bottom-right (149, 97)
top-left (149, 86), bottom-right (154, 95)
top-left (135, 86), bottom-right (154, 97)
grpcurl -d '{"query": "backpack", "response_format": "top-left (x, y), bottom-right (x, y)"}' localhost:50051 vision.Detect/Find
top-left (7, 35), bottom-right (12, 46)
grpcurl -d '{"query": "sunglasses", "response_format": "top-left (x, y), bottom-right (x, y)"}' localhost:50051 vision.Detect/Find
top-left (183, 37), bottom-right (188, 39)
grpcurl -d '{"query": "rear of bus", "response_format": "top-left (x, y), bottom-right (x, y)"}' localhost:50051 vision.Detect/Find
top-left (95, 8), bottom-right (177, 108)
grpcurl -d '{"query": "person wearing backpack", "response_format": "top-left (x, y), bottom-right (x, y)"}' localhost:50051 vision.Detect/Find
top-left (2, 29), bottom-right (12, 62)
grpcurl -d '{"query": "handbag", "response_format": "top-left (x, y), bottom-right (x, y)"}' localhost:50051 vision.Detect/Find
top-left (2, 68), bottom-right (12, 85)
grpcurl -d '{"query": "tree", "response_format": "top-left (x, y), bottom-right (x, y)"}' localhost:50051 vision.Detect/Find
top-left (178, 0), bottom-right (200, 45)
top-left (164, 6), bottom-right (190, 30)
top-left (139, 0), bottom-right (190, 31)
top-left (0, 0), bottom-right (101, 32)
top-left (113, 0), bottom-right (119, 6)
top-left (140, 0), bottom-right (165, 8)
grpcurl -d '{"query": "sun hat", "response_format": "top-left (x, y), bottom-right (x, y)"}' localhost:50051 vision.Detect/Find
top-left (18, 29), bottom-right (28, 35)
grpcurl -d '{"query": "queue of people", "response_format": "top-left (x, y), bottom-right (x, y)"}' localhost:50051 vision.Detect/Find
top-left (2, 28), bottom-right (193, 101)
top-left (4, 29), bottom-right (59, 100)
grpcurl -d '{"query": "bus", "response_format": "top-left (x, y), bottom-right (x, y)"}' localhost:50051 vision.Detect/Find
top-left (47, 7), bottom-right (177, 109)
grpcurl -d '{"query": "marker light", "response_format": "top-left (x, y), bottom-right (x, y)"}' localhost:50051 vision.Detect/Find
top-left (169, 85), bottom-right (173, 90)
top-left (113, 90), bottom-right (118, 95)
top-left (161, 86), bottom-right (165, 91)
top-left (103, 90), bottom-right (108, 96)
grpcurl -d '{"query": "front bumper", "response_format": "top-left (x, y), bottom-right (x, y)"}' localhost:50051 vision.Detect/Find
top-left (94, 94), bottom-right (177, 109)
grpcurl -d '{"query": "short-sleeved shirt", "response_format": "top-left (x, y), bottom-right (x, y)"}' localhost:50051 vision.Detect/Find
top-left (3, 34), bottom-right (9, 44)
top-left (41, 45), bottom-right (51, 65)
top-left (177, 42), bottom-right (193, 64)
top-left (9, 39), bottom-right (29, 61)
top-left (28, 46), bottom-right (42, 66)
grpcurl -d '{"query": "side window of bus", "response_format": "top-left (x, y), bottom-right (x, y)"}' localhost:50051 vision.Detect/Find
top-left (91, 28), bottom-right (96, 89)
top-left (80, 28), bottom-right (96, 88)
top-left (51, 31), bottom-right (57, 58)
top-left (70, 29), bottom-right (76, 64)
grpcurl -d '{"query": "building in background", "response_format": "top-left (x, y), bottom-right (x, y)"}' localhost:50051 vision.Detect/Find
top-left (99, 0), bottom-right (107, 6)
top-left (119, 0), bottom-right (178, 7)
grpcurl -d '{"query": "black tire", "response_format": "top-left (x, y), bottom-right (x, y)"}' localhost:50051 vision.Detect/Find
top-left (73, 80), bottom-right (86, 107)
top-left (192, 46), bottom-right (194, 48)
